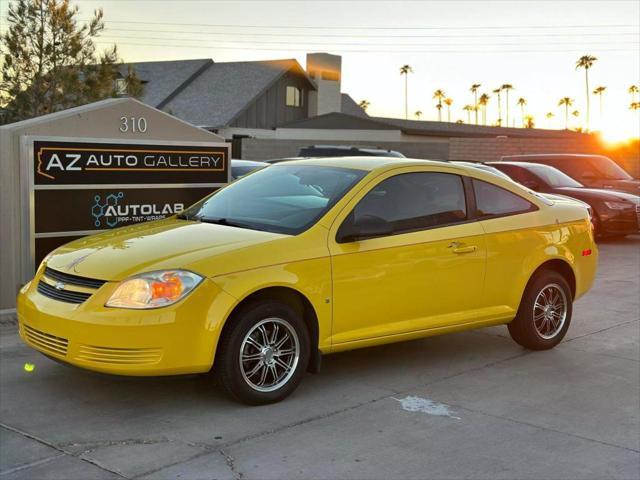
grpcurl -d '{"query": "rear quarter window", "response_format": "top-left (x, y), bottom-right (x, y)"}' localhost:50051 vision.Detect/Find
top-left (473, 179), bottom-right (537, 218)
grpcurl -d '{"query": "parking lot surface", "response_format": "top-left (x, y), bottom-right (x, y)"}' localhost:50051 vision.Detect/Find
top-left (1, 236), bottom-right (639, 480)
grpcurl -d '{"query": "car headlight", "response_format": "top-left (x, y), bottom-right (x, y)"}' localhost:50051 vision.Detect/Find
top-left (604, 201), bottom-right (632, 210)
top-left (106, 270), bottom-right (203, 309)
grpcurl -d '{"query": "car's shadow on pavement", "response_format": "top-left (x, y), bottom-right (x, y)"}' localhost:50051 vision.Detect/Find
top-left (596, 234), bottom-right (640, 245)
top-left (15, 325), bottom-right (519, 412)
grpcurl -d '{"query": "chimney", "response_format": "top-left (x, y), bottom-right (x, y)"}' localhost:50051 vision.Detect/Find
top-left (306, 53), bottom-right (342, 116)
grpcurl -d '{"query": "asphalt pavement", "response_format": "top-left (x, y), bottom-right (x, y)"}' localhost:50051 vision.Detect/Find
top-left (1, 236), bottom-right (638, 480)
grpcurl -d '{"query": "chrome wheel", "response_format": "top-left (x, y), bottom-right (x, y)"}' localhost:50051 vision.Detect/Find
top-left (239, 317), bottom-right (300, 393)
top-left (533, 283), bottom-right (568, 339)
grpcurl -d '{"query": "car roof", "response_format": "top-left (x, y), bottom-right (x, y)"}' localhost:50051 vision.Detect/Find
top-left (302, 144), bottom-right (396, 152)
top-left (488, 160), bottom-right (556, 169)
top-left (271, 156), bottom-right (449, 172)
top-left (500, 154), bottom-right (608, 160)
top-left (231, 159), bottom-right (269, 166)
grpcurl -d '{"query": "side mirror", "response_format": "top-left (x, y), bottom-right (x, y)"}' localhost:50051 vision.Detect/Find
top-left (337, 215), bottom-right (393, 243)
top-left (581, 171), bottom-right (596, 181)
top-left (522, 180), bottom-right (540, 190)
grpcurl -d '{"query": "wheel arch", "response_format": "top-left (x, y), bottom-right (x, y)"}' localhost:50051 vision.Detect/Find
top-left (528, 258), bottom-right (577, 299)
top-left (216, 286), bottom-right (321, 372)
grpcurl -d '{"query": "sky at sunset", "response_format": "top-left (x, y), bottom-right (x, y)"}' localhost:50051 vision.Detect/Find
top-left (2, 0), bottom-right (639, 140)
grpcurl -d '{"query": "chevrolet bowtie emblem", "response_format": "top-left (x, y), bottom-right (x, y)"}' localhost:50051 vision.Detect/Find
top-left (54, 282), bottom-right (65, 291)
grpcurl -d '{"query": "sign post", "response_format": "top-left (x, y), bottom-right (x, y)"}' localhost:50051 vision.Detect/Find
top-left (21, 136), bottom-right (230, 280)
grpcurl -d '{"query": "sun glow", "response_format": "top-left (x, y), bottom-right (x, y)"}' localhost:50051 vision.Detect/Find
top-left (591, 109), bottom-right (640, 146)
top-left (597, 124), bottom-right (640, 146)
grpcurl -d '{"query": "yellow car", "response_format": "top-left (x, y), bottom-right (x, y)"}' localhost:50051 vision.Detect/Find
top-left (17, 158), bottom-right (598, 404)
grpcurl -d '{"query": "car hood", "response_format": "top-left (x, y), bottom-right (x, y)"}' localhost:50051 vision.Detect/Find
top-left (598, 178), bottom-right (640, 195)
top-left (45, 218), bottom-right (287, 281)
top-left (541, 193), bottom-right (590, 208)
top-left (553, 186), bottom-right (640, 203)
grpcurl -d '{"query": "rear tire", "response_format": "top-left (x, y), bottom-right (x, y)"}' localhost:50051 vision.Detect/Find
top-left (214, 300), bottom-right (310, 405)
top-left (508, 270), bottom-right (573, 350)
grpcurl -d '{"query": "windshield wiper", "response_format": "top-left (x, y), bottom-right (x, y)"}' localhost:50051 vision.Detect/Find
top-left (199, 217), bottom-right (258, 230)
top-left (176, 212), bottom-right (201, 221)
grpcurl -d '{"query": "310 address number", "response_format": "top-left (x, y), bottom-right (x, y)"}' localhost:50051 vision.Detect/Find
top-left (119, 116), bottom-right (148, 133)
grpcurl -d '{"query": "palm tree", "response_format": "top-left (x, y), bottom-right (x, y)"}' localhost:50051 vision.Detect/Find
top-left (492, 88), bottom-right (502, 126)
top-left (433, 89), bottom-right (446, 122)
top-left (501, 84), bottom-right (514, 127)
top-left (558, 97), bottom-right (573, 129)
top-left (575, 55), bottom-right (597, 130)
top-left (479, 93), bottom-right (490, 125)
top-left (545, 111), bottom-right (555, 126)
top-left (358, 99), bottom-right (371, 112)
top-left (415, 110), bottom-right (423, 120)
top-left (463, 104), bottom-right (474, 124)
top-left (470, 83), bottom-right (481, 124)
top-left (524, 115), bottom-right (535, 129)
top-left (516, 97), bottom-right (527, 127)
top-left (592, 86), bottom-right (606, 120)
top-left (630, 85), bottom-right (639, 103)
top-left (572, 109), bottom-right (580, 129)
top-left (400, 65), bottom-right (413, 120)
top-left (443, 97), bottom-right (453, 122)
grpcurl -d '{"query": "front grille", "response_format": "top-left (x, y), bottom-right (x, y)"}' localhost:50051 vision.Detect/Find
top-left (37, 281), bottom-right (91, 304)
top-left (44, 267), bottom-right (107, 289)
top-left (77, 345), bottom-right (163, 365)
top-left (22, 324), bottom-right (68, 356)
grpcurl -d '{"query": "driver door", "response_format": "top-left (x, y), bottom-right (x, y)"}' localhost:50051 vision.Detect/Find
top-left (328, 168), bottom-right (486, 346)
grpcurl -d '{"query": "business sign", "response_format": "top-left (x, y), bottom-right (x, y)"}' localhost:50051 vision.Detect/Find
top-left (22, 136), bottom-right (230, 273)
top-left (34, 140), bottom-right (228, 185)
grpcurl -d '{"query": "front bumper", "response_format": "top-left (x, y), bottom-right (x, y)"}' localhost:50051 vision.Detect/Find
top-left (17, 269), bottom-right (237, 376)
top-left (599, 207), bottom-right (640, 236)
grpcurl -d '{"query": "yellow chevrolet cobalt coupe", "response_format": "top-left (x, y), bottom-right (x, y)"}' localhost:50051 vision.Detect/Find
top-left (18, 158), bottom-right (598, 404)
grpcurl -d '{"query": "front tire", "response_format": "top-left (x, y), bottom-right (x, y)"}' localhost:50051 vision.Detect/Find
top-left (214, 300), bottom-right (309, 405)
top-left (508, 270), bottom-right (573, 350)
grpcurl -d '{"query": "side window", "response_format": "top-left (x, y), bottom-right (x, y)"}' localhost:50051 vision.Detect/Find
top-left (286, 86), bottom-right (302, 107)
top-left (498, 165), bottom-right (540, 187)
top-left (349, 172), bottom-right (467, 235)
top-left (550, 158), bottom-right (584, 179)
top-left (473, 179), bottom-right (536, 218)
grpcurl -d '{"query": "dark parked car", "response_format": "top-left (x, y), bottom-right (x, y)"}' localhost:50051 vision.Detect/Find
top-left (451, 161), bottom-right (513, 180)
top-left (298, 145), bottom-right (405, 158)
top-left (500, 154), bottom-right (640, 195)
top-left (231, 159), bottom-right (269, 180)
top-left (488, 161), bottom-right (640, 238)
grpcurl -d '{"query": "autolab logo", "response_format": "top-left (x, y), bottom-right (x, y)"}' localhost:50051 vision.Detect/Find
top-left (92, 192), bottom-right (185, 228)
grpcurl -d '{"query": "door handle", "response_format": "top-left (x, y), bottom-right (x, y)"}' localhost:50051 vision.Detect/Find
top-left (448, 242), bottom-right (477, 254)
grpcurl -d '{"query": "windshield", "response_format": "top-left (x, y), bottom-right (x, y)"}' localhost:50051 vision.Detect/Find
top-left (181, 165), bottom-right (366, 235)
top-left (526, 164), bottom-right (583, 188)
top-left (589, 156), bottom-right (633, 180)
top-left (231, 164), bottom-right (266, 179)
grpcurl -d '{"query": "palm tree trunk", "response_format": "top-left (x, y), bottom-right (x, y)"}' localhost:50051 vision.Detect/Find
top-left (599, 93), bottom-right (603, 120)
top-left (474, 92), bottom-right (478, 124)
top-left (404, 75), bottom-right (408, 120)
top-left (483, 106), bottom-right (487, 125)
top-left (585, 68), bottom-right (590, 130)
top-left (447, 106), bottom-right (451, 122)
top-left (521, 105), bottom-right (525, 127)
top-left (497, 95), bottom-right (502, 126)
top-left (565, 105), bottom-right (569, 129)
top-left (505, 91), bottom-right (510, 127)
